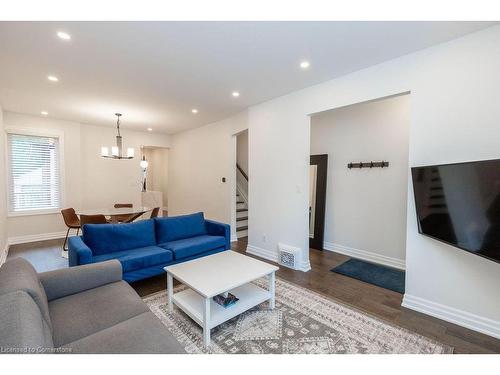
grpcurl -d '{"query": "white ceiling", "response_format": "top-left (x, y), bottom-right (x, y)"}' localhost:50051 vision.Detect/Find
top-left (0, 21), bottom-right (496, 134)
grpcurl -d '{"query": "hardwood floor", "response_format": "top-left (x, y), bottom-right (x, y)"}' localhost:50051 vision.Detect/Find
top-left (6, 237), bottom-right (500, 353)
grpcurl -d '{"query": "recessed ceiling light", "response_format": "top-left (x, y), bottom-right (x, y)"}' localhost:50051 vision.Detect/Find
top-left (47, 75), bottom-right (59, 82)
top-left (232, 91), bottom-right (240, 98)
top-left (57, 31), bottom-right (71, 40)
top-left (300, 61), bottom-right (310, 69)
top-left (41, 111), bottom-right (48, 116)
top-left (191, 109), bottom-right (198, 114)
top-left (147, 128), bottom-right (153, 132)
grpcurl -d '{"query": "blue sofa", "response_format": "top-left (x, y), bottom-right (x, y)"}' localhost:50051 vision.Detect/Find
top-left (68, 212), bottom-right (230, 282)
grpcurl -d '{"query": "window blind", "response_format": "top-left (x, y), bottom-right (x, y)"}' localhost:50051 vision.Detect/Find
top-left (7, 133), bottom-right (61, 213)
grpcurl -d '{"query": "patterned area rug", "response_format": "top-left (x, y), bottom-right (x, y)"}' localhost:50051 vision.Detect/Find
top-left (143, 277), bottom-right (453, 354)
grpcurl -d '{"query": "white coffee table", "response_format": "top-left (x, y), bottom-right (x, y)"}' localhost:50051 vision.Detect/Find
top-left (164, 251), bottom-right (279, 347)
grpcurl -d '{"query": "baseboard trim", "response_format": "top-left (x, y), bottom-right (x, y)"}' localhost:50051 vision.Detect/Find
top-left (246, 245), bottom-right (311, 272)
top-left (0, 242), bottom-right (9, 267)
top-left (402, 294), bottom-right (500, 339)
top-left (230, 233), bottom-right (238, 242)
top-left (298, 259), bottom-right (311, 272)
top-left (8, 231), bottom-right (71, 245)
top-left (246, 245), bottom-right (278, 263)
top-left (323, 241), bottom-right (405, 270)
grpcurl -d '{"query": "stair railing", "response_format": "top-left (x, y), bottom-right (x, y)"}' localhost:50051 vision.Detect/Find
top-left (236, 163), bottom-right (248, 204)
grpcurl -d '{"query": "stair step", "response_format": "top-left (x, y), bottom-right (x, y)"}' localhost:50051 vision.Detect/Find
top-left (236, 201), bottom-right (245, 204)
top-left (237, 208), bottom-right (248, 213)
top-left (236, 216), bottom-right (248, 222)
top-left (237, 226), bottom-right (248, 232)
top-left (237, 230), bottom-right (248, 238)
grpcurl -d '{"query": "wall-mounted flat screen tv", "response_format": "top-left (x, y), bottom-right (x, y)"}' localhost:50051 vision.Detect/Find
top-left (411, 159), bottom-right (500, 264)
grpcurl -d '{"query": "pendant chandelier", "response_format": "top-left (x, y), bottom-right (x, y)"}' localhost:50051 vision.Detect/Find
top-left (100, 113), bottom-right (135, 159)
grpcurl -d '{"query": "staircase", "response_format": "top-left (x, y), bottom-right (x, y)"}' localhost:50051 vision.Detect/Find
top-left (236, 163), bottom-right (248, 238)
top-left (236, 192), bottom-right (248, 238)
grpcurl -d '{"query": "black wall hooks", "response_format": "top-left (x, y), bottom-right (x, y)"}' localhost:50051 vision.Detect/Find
top-left (347, 161), bottom-right (389, 169)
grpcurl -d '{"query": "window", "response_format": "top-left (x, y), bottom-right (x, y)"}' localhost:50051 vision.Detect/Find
top-left (7, 132), bottom-right (61, 214)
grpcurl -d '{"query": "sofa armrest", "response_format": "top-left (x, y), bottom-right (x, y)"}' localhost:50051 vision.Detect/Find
top-left (39, 260), bottom-right (123, 301)
top-left (68, 236), bottom-right (93, 267)
top-left (205, 219), bottom-right (231, 250)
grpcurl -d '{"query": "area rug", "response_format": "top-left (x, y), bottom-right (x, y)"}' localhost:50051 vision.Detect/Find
top-left (331, 258), bottom-right (405, 293)
top-left (143, 277), bottom-right (452, 354)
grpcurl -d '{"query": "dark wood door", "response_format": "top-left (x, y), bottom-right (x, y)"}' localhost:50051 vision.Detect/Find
top-left (309, 154), bottom-right (328, 250)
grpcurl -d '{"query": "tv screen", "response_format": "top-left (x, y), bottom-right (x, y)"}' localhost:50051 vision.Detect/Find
top-left (411, 159), bottom-right (500, 264)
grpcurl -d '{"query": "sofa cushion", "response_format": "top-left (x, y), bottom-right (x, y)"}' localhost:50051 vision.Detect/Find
top-left (63, 312), bottom-right (185, 354)
top-left (0, 257), bottom-right (52, 330)
top-left (49, 280), bottom-right (148, 347)
top-left (159, 235), bottom-right (226, 260)
top-left (83, 219), bottom-right (156, 255)
top-left (0, 291), bottom-right (54, 352)
top-left (93, 246), bottom-right (173, 273)
top-left (155, 212), bottom-right (207, 243)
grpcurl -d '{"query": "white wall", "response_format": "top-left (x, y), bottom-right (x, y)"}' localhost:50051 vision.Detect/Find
top-left (3, 112), bottom-right (170, 241)
top-left (79, 123), bottom-right (169, 209)
top-left (169, 25), bottom-right (500, 337)
top-left (168, 110), bottom-right (248, 227)
top-left (310, 95), bottom-right (410, 268)
top-left (0, 106), bottom-right (7, 262)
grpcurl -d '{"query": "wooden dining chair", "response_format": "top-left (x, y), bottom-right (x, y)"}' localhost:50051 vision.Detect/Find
top-left (61, 208), bottom-right (81, 251)
top-left (150, 207), bottom-right (160, 218)
top-left (80, 214), bottom-right (109, 227)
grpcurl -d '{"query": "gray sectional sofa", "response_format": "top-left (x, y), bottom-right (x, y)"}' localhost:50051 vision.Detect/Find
top-left (0, 257), bottom-right (185, 354)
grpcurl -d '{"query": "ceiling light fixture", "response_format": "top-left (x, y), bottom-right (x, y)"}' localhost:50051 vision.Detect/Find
top-left (232, 91), bottom-right (240, 97)
top-left (41, 111), bottom-right (48, 116)
top-left (101, 113), bottom-right (135, 160)
top-left (57, 31), bottom-right (71, 40)
top-left (47, 75), bottom-right (59, 82)
top-left (300, 61), bottom-right (310, 69)
top-left (147, 127), bottom-right (153, 132)
top-left (191, 109), bottom-right (198, 114)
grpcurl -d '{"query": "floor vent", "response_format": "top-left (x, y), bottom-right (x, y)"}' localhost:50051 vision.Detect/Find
top-left (278, 243), bottom-right (300, 269)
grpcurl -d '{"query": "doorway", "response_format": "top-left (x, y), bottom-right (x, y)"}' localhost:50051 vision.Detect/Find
top-left (309, 154), bottom-right (328, 250)
top-left (141, 146), bottom-right (169, 216)
top-left (309, 93), bottom-right (410, 270)
top-left (235, 130), bottom-right (249, 239)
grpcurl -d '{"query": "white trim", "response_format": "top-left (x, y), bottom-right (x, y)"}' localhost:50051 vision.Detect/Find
top-left (7, 230), bottom-right (70, 245)
top-left (231, 234), bottom-right (238, 243)
top-left (402, 294), bottom-right (500, 339)
top-left (7, 208), bottom-right (61, 218)
top-left (246, 245), bottom-right (278, 263)
top-left (0, 242), bottom-right (9, 267)
top-left (247, 245), bottom-right (311, 272)
top-left (299, 259), bottom-right (311, 272)
top-left (323, 241), bottom-right (406, 270)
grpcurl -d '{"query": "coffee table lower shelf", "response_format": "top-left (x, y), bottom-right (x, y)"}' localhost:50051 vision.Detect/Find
top-left (172, 283), bottom-right (271, 330)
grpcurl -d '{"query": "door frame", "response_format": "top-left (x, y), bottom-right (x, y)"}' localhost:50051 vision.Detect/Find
top-left (310, 154), bottom-right (328, 250)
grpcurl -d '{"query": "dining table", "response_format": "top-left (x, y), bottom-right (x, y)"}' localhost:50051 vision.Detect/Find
top-left (76, 206), bottom-right (154, 223)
